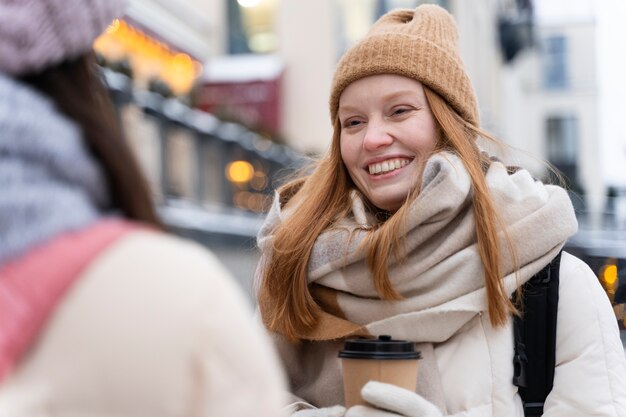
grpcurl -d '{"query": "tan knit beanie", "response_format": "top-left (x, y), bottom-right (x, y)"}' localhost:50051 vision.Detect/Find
top-left (329, 4), bottom-right (479, 127)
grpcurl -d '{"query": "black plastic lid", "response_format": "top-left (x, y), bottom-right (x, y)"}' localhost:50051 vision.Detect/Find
top-left (338, 335), bottom-right (422, 360)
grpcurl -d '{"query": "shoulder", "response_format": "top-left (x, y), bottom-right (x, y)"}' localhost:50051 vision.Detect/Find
top-left (95, 230), bottom-right (289, 415)
top-left (62, 228), bottom-right (257, 346)
top-left (557, 251), bottom-right (613, 320)
top-left (90, 229), bottom-right (240, 301)
top-left (81, 228), bottom-right (258, 331)
top-left (557, 251), bottom-right (612, 331)
top-left (548, 251), bottom-right (626, 414)
top-left (559, 251), bottom-right (596, 279)
top-left (102, 228), bottom-right (229, 273)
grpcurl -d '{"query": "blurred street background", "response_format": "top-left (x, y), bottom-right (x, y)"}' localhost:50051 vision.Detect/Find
top-left (93, 0), bottom-right (626, 340)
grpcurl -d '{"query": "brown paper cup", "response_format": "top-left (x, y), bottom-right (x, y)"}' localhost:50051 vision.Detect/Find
top-left (339, 335), bottom-right (421, 408)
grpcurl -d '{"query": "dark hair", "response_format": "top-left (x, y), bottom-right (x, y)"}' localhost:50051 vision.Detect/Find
top-left (20, 52), bottom-right (162, 227)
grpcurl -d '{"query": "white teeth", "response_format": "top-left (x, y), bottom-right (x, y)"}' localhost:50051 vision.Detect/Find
top-left (368, 158), bottom-right (409, 175)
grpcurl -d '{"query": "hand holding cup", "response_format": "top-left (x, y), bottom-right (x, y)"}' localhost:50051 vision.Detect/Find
top-left (338, 335), bottom-right (422, 408)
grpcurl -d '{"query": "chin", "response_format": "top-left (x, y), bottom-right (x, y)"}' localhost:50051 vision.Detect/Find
top-left (370, 198), bottom-right (403, 213)
top-left (368, 186), bottom-right (414, 213)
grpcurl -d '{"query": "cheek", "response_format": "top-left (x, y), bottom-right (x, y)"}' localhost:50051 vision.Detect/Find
top-left (409, 121), bottom-right (438, 152)
top-left (425, 130), bottom-right (438, 151)
top-left (424, 119), bottom-right (439, 148)
top-left (339, 137), bottom-right (356, 167)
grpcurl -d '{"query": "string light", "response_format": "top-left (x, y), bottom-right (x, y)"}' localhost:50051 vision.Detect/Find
top-left (94, 20), bottom-right (203, 95)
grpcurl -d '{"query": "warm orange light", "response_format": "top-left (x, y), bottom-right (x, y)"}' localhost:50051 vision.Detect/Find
top-left (604, 264), bottom-right (618, 287)
top-left (94, 20), bottom-right (202, 95)
top-left (226, 161), bottom-right (255, 184)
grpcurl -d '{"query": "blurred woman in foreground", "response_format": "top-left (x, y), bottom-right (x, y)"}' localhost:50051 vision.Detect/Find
top-left (0, 1), bottom-right (286, 415)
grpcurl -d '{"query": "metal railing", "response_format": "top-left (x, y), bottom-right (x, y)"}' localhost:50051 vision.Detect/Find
top-left (103, 68), bottom-right (308, 241)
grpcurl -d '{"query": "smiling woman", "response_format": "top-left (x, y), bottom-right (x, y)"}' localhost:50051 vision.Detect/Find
top-left (255, 4), bottom-right (626, 417)
top-left (338, 75), bottom-right (438, 212)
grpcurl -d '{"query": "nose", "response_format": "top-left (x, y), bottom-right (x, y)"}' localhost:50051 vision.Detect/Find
top-left (362, 119), bottom-right (393, 151)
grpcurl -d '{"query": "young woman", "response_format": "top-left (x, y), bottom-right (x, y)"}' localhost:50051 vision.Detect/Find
top-left (0, 1), bottom-right (286, 415)
top-left (256, 5), bottom-right (626, 417)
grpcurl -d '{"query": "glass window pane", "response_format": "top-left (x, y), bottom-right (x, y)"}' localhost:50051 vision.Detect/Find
top-left (542, 35), bottom-right (568, 89)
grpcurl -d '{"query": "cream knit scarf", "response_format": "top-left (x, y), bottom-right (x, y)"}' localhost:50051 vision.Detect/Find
top-left (257, 152), bottom-right (578, 409)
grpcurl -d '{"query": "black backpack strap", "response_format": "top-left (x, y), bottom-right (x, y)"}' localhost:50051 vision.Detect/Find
top-left (512, 251), bottom-right (562, 416)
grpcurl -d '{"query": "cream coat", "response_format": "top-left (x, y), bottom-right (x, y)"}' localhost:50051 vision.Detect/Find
top-left (275, 252), bottom-right (626, 416)
top-left (0, 230), bottom-right (287, 417)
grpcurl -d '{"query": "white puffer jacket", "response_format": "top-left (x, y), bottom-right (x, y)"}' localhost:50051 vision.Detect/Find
top-left (438, 252), bottom-right (626, 416)
top-left (274, 252), bottom-right (626, 416)
top-left (0, 231), bottom-right (288, 417)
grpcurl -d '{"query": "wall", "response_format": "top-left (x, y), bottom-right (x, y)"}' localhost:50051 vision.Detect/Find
top-left (126, 0), bottom-right (222, 60)
top-left (531, 12), bottom-right (602, 217)
top-left (597, 0), bottom-right (626, 189)
top-left (453, 0), bottom-right (502, 135)
top-left (275, 0), bottom-right (336, 155)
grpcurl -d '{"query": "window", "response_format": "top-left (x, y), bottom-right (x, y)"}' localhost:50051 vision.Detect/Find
top-left (545, 115), bottom-right (580, 190)
top-left (542, 35), bottom-right (568, 90)
top-left (228, 0), bottom-right (278, 54)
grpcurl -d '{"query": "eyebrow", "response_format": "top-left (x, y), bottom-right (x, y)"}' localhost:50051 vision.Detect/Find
top-left (380, 90), bottom-right (417, 102)
top-left (338, 90), bottom-right (421, 115)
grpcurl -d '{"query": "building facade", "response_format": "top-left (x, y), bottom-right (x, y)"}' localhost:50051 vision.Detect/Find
top-left (523, 0), bottom-right (626, 224)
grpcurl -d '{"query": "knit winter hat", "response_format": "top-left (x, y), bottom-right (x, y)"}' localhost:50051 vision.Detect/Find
top-left (0, 0), bottom-right (126, 76)
top-left (330, 4), bottom-right (479, 127)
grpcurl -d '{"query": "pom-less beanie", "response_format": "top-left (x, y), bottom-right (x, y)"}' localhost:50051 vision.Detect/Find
top-left (0, 0), bottom-right (126, 76)
top-left (329, 4), bottom-right (479, 127)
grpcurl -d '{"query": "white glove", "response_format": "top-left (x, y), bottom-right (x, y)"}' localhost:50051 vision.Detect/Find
top-left (345, 381), bottom-right (443, 417)
top-left (292, 405), bottom-right (347, 417)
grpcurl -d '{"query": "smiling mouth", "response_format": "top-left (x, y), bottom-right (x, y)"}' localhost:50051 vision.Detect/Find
top-left (367, 158), bottom-right (411, 175)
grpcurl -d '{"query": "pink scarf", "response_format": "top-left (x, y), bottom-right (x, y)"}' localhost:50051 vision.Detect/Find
top-left (0, 219), bottom-right (141, 382)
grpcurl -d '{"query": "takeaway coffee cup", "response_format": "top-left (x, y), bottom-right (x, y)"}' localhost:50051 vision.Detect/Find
top-left (338, 335), bottom-right (422, 407)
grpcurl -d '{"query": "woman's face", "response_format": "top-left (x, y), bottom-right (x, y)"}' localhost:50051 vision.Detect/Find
top-left (338, 74), bottom-right (438, 212)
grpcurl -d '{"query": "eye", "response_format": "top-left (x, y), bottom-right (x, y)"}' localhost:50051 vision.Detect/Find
top-left (391, 107), bottom-right (412, 117)
top-left (342, 118), bottom-right (364, 129)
